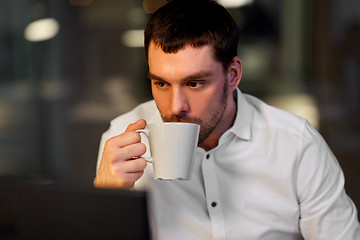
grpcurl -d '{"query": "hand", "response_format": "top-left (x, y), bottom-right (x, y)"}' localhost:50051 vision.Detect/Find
top-left (94, 119), bottom-right (147, 189)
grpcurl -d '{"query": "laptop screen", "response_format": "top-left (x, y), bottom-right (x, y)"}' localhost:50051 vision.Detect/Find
top-left (0, 178), bottom-right (151, 240)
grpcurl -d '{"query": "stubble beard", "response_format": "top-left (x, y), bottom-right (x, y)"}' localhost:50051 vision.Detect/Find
top-left (159, 81), bottom-right (228, 145)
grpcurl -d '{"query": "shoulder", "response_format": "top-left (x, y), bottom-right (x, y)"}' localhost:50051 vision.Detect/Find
top-left (243, 93), bottom-right (336, 168)
top-left (243, 93), bottom-right (311, 140)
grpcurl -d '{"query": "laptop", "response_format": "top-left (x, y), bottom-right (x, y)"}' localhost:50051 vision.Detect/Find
top-left (0, 178), bottom-right (151, 240)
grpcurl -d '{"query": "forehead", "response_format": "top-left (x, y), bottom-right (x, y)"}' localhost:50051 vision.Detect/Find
top-left (148, 42), bottom-right (221, 78)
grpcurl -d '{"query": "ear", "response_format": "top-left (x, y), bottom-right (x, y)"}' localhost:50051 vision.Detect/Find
top-left (226, 56), bottom-right (242, 92)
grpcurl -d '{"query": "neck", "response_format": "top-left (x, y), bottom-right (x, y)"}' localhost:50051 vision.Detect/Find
top-left (199, 94), bottom-right (237, 151)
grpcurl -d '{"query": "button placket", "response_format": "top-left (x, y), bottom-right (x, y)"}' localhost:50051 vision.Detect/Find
top-left (201, 152), bottom-right (226, 239)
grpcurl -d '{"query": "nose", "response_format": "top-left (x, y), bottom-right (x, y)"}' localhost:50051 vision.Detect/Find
top-left (170, 87), bottom-right (190, 116)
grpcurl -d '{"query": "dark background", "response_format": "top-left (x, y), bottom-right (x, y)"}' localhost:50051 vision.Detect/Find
top-left (1, 0), bottom-right (359, 217)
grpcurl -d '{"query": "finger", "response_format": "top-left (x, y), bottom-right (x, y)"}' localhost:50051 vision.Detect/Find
top-left (126, 119), bottom-right (147, 132)
top-left (111, 158), bottom-right (147, 181)
top-left (106, 131), bottom-right (142, 149)
top-left (123, 157), bottom-right (147, 173)
top-left (106, 119), bottom-right (146, 148)
top-left (118, 142), bottom-right (147, 160)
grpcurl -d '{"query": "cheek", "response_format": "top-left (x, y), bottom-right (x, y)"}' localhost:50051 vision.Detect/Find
top-left (190, 91), bottom-right (219, 116)
top-left (152, 90), bottom-right (170, 113)
top-left (191, 98), bottom-right (207, 113)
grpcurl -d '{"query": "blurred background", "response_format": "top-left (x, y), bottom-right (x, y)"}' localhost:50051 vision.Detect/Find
top-left (0, 0), bottom-right (359, 214)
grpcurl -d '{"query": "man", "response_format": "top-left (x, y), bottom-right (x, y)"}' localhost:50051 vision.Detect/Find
top-left (95, 0), bottom-right (360, 239)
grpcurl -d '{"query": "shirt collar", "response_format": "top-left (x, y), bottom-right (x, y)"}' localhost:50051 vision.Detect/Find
top-left (228, 88), bottom-right (252, 141)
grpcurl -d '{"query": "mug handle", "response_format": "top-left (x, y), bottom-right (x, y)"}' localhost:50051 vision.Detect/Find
top-left (135, 129), bottom-right (153, 163)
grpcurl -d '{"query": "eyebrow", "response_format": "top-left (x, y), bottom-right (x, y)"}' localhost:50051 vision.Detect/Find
top-left (148, 71), bottom-right (213, 82)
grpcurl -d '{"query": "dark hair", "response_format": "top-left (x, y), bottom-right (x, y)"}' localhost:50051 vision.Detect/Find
top-left (144, 0), bottom-right (240, 71)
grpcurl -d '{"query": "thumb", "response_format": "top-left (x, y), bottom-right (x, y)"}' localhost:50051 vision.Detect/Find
top-left (125, 119), bottom-right (147, 132)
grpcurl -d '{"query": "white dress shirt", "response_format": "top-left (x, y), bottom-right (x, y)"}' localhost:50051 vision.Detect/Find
top-left (97, 89), bottom-right (360, 240)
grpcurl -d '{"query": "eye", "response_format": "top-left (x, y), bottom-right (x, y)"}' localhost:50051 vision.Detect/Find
top-left (187, 81), bottom-right (203, 88)
top-left (153, 81), bottom-right (169, 88)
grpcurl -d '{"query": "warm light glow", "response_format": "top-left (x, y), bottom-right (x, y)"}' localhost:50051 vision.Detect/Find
top-left (265, 94), bottom-right (320, 129)
top-left (143, 0), bottom-right (167, 14)
top-left (217, 0), bottom-right (254, 8)
top-left (121, 30), bottom-right (144, 48)
top-left (24, 18), bottom-right (60, 42)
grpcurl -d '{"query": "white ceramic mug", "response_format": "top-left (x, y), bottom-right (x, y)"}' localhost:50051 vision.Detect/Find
top-left (137, 122), bottom-right (200, 180)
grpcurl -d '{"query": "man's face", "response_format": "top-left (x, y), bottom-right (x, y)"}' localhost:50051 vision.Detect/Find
top-left (148, 42), bottom-right (230, 144)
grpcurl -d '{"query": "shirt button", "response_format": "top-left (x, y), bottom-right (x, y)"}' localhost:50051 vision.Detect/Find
top-left (206, 154), bottom-right (210, 159)
top-left (211, 202), bottom-right (217, 207)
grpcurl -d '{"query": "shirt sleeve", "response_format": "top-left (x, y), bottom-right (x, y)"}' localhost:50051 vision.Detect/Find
top-left (297, 122), bottom-right (360, 239)
top-left (96, 129), bottom-right (110, 174)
